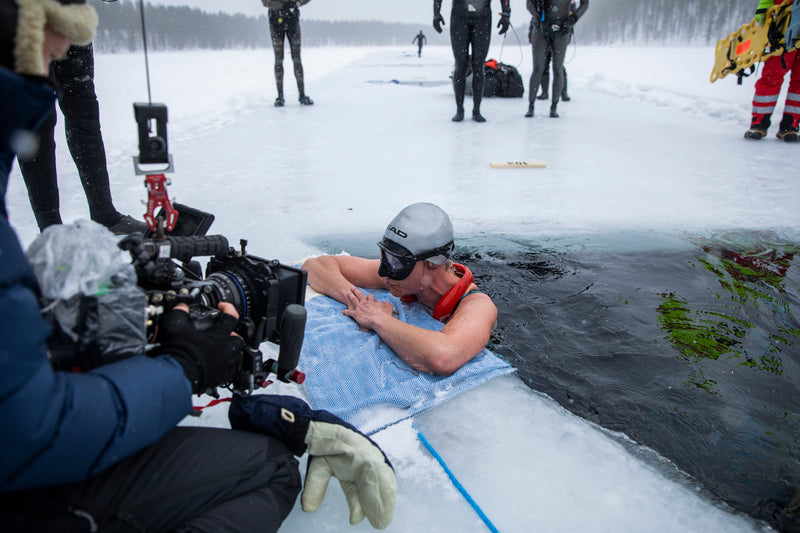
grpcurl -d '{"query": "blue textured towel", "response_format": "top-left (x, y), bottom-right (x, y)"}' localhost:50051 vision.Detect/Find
top-left (299, 289), bottom-right (516, 435)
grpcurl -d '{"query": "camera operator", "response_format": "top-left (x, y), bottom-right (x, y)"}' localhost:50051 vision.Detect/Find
top-left (0, 1), bottom-right (395, 531)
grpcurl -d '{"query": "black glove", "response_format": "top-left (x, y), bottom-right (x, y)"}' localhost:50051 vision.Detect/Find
top-left (433, 12), bottom-right (445, 33)
top-left (153, 306), bottom-right (244, 394)
top-left (497, 12), bottom-right (510, 35)
top-left (566, 14), bottom-right (578, 27)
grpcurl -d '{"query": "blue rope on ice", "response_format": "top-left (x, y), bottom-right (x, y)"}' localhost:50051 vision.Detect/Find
top-left (417, 431), bottom-right (500, 533)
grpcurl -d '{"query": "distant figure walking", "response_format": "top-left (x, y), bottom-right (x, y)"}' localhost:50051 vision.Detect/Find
top-left (413, 30), bottom-right (427, 57)
top-left (263, 0), bottom-right (313, 107)
top-left (525, 0), bottom-right (588, 118)
top-left (433, 0), bottom-right (511, 123)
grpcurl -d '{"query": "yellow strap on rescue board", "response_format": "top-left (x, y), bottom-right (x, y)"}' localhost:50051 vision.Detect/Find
top-left (489, 161), bottom-right (547, 169)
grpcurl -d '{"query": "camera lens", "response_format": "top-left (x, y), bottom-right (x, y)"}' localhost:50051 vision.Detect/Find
top-left (202, 270), bottom-right (253, 319)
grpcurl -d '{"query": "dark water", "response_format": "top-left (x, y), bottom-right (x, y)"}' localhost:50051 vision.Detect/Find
top-left (459, 230), bottom-right (800, 532)
top-left (310, 229), bottom-right (800, 531)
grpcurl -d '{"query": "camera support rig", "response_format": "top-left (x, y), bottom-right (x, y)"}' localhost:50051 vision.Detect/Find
top-left (123, 102), bottom-right (308, 397)
top-left (133, 102), bottom-right (179, 234)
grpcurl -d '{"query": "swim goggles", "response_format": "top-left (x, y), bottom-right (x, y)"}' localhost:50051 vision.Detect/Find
top-left (377, 238), bottom-right (454, 281)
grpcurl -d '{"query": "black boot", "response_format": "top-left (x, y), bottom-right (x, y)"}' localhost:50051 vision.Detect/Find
top-left (274, 96), bottom-right (285, 107)
top-left (745, 114), bottom-right (770, 139)
top-left (776, 114), bottom-right (800, 142)
top-left (561, 70), bottom-right (570, 101)
top-left (550, 97), bottom-right (559, 118)
top-left (744, 129), bottom-right (767, 140)
top-left (452, 106), bottom-right (465, 122)
top-left (538, 71), bottom-right (550, 100)
top-left (299, 95), bottom-right (314, 105)
top-left (524, 102), bottom-right (534, 118)
top-left (472, 107), bottom-right (486, 122)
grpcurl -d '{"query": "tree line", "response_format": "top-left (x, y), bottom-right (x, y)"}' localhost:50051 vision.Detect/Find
top-left (576, 0), bottom-right (760, 45)
top-left (88, 0), bottom-right (763, 52)
top-left (88, 0), bottom-right (447, 52)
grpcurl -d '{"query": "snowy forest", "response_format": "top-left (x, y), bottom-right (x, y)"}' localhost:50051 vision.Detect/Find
top-left (89, 0), bottom-right (762, 52)
top-left (88, 0), bottom-right (448, 51)
top-left (579, 0), bottom-right (758, 45)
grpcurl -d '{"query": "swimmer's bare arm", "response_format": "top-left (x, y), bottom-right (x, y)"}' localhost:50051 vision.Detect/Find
top-left (344, 289), bottom-right (497, 376)
top-left (302, 255), bottom-right (388, 304)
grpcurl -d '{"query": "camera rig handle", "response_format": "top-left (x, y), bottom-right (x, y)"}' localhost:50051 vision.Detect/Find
top-left (265, 303), bottom-right (307, 384)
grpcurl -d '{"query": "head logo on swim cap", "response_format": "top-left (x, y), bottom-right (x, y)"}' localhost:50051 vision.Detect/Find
top-left (381, 202), bottom-right (454, 264)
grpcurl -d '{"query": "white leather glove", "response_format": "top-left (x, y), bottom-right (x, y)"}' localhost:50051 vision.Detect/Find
top-left (228, 394), bottom-right (397, 529)
top-left (302, 420), bottom-right (397, 529)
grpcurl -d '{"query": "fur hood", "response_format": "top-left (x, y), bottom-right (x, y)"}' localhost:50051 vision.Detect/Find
top-left (6, 0), bottom-right (97, 76)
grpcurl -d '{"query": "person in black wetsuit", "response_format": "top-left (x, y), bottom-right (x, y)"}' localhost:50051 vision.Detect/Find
top-left (263, 0), bottom-right (313, 107)
top-left (413, 30), bottom-right (427, 57)
top-left (534, 38), bottom-right (571, 101)
top-left (433, 0), bottom-right (511, 122)
top-left (525, 0), bottom-right (588, 118)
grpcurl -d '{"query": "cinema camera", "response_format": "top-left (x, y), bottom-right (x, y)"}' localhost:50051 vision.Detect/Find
top-left (120, 220), bottom-right (308, 396)
top-left (46, 103), bottom-right (308, 397)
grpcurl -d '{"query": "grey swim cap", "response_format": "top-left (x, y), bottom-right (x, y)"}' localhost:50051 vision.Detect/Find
top-left (381, 202), bottom-right (454, 264)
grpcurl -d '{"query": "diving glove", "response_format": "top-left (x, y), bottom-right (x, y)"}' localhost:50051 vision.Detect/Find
top-left (433, 12), bottom-right (445, 33)
top-left (229, 394), bottom-right (397, 529)
top-left (497, 12), bottom-right (510, 35)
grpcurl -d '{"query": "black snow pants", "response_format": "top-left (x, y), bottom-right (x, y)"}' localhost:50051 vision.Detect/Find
top-left (0, 427), bottom-right (301, 533)
top-left (17, 44), bottom-right (120, 231)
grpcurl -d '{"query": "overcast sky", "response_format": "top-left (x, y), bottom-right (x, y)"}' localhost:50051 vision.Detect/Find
top-left (149, 1), bottom-right (435, 24)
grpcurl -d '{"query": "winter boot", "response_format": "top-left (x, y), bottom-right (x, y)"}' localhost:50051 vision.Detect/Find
top-left (107, 215), bottom-right (149, 235)
top-left (745, 113), bottom-right (770, 140)
top-left (274, 96), bottom-right (285, 107)
top-left (472, 109), bottom-right (486, 122)
top-left (452, 106), bottom-right (465, 122)
top-left (524, 102), bottom-right (534, 118)
top-left (777, 128), bottom-right (800, 142)
top-left (299, 95), bottom-right (314, 105)
top-left (537, 91), bottom-right (549, 100)
top-left (776, 114), bottom-right (800, 142)
top-left (744, 129), bottom-right (767, 140)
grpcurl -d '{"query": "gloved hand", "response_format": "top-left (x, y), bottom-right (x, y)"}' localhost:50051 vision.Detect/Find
top-left (152, 303), bottom-right (244, 394)
top-left (229, 394), bottom-right (397, 529)
top-left (566, 13), bottom-right (578, 27)
top-left (433, 12), bottom-right (445, 33)
top-left (497, 12), bottom-right (510, 35)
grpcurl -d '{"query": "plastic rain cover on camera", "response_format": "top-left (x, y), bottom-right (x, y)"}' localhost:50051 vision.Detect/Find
top-left (26, 220), bottom-right (147, 368)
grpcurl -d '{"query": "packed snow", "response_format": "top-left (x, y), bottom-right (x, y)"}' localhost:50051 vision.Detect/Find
top-left (7, 40), bottom-right (791, 532)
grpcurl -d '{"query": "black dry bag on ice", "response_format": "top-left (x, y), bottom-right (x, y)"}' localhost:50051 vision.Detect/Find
top-left (462, 59), bottom-right (525, 98)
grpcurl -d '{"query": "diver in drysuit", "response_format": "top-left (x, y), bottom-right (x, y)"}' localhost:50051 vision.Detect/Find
top-left (264, 0), bottom-right (313, 107)
top-left (525, 0), bottom-right (588, 118)
top-left (433, 0), bottom-right (511, 122)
